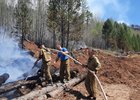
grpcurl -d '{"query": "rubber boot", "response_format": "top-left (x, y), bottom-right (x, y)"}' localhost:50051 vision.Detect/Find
top-left (48, 80), bottom-right (53, 86)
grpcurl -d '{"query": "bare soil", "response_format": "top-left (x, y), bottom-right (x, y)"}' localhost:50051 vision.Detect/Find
top-left (23, 41), bottom-right (140, 100)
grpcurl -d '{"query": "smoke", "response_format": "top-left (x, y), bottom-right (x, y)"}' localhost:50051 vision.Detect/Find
top-left (0, 29), bottom-right (36, 82)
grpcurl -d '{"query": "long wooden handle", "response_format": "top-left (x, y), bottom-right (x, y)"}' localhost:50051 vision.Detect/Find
top-left (50, 48), bottom-right (83, 65)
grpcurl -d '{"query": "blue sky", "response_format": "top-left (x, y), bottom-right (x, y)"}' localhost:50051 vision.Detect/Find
top-left (87, 0), bottom-right (140, 25)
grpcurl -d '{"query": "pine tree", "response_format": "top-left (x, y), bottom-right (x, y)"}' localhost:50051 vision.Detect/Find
top-left (15, 0), bottom-right (32, 48)
top-left (47, 0), bottom-right (85, 48)
top-left (47, 0), bottom-right (58, 48)
top-left (102, 18), bottom-right (114, 48)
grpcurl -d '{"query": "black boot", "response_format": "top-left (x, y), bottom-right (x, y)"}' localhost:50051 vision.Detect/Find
top-left (86, 94), bottom-right (92, 99)
top-left (60, 79), bottom-right (64, 83)
top-left (48, 80), bottom-right (53, 85)
top-left (86, 95), bottom-right (96, 100)
top-left (93, 97), bottom-right (96, 100)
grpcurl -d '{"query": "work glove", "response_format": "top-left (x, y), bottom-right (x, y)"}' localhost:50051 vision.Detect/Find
top-left (82, 64), bottom-right (87, 68)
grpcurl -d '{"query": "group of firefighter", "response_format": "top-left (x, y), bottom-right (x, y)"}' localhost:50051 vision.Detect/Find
top-left (34, 44), bottom-right (101, 100)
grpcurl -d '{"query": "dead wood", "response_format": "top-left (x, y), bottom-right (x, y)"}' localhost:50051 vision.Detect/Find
top-left (47, 74), bottom-right (86, 98)
top-left (0, 80), bottom-right (36, 95)
top-left (13, 73), bottom-right (86, 100)
top-left (12, 83), bottom-right (62, 100)
top-left (0, 73), bottom-right (9, 86)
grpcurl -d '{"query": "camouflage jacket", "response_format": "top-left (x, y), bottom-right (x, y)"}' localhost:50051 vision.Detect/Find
top-left (39, 48), bottom-right (51, 63)
top-left (87, 55), bottom-right (101, 72)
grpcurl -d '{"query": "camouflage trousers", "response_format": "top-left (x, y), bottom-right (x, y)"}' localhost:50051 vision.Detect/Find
top-left (42, 61), bottom-right (52, 81)
top-left (60, 59), bottom-right (70, 81)
top-left (85, 71), bottom-right (97, 98)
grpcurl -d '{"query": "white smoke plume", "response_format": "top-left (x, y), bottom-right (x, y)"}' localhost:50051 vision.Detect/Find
top-left (0, 29), bottom-right (36, 82)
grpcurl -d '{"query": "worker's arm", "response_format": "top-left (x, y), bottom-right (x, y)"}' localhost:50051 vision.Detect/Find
top-left (95, 56), bottom-right (101, 71)
top-left (41, 46), bottom-right (52, 62)
top-left (33, 57), bottom-right (41, 69)
top-left (33, 50), bottom-right (42, 67)
top-left (62, 50), bottom-right (69, 55)
top-left (34, 58), bottom-right (40, 65)
top-left (41, 45), bottom-right (51, 53)
top-left (47, 55), bottom-right (51, 62)
top-left (61, 48), bottom-right (69, 55)
top-left (51, 51), bottom-right (56, 56)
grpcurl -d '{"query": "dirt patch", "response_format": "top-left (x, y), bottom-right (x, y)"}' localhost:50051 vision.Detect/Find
top-left (104, 84), bottom-right (131, 100)
top-left (130, 90), bottom-right (140, 100)
top-left (23, 41), bottom-right (40, 58)
top-left (47, 82), bottom-right (131, 100)
top-left (97, 51), bottom-right (140, 89)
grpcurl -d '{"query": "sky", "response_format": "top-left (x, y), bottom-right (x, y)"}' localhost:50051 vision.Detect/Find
top-left (87, 0), bottom-right (140, 25)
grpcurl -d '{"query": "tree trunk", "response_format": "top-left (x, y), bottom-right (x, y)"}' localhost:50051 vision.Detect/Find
top-left (66, 20), bottom-right (70, 48)
top-left (12, 83), bottom-right (63, 100)
top-left (21, 33), bottom-right (24, 49)
top-left (47, 74), bottom-right (86, 97)
top-left (13, 74), bottom-right (86, 99)
top-left (61, 17), bottom-right (65, 47)
top-left (0, 80), bottom-right (37, 95)
top-left (53, 29), bottom-right (56, 48)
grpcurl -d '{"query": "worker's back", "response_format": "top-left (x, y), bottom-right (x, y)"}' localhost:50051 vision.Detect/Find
top-left (87, 55), bottom-right (101, 71)
top-left (41, 48), bottom-right (51, 63)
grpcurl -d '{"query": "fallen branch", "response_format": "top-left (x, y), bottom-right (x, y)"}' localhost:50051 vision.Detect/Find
top-left (0, 73), bottom-right (9, 86)
top-left (12, 83), bottom-right (62, 100)
top-left (13, 74), bottom-right (86, 100)
top-left (0, 80), bottom-right (36, 95)
top-left (47, 74), bottom-right (86, 98)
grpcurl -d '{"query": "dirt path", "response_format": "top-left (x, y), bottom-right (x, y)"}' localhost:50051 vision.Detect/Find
top-left (103, 84), bottom-right (131, 100)
top-left (48, 82), bottom-right (132, 100)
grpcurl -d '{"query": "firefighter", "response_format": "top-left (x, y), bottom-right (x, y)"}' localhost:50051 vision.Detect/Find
top-left (55, 44), bottom-right (70, 83)
top-left (83, 49), bottom-right (101, 100)
top-left (34, 44), bottom-right (53, 85)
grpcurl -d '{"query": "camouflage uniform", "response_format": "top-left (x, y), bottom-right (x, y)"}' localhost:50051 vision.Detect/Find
top-left (40, 48), bottom-right (52, 81)
top-left (60, 59), bottom-right (70, 81)
top-left (85, 55), bottom-right (101, 98)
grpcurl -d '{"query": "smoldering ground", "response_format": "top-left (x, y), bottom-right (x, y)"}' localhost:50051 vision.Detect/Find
top-left (0, 29), bottom-right (37, 82)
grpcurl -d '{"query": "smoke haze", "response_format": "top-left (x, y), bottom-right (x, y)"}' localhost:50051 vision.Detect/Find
top-left (0, 29), bottom-right (36, 82)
